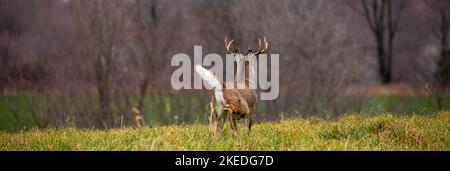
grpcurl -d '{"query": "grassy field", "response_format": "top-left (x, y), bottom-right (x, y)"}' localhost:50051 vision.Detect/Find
top-left (1, 94), bottom-right (449, 132)
top-left (1, 112), bottom-right (449, 150)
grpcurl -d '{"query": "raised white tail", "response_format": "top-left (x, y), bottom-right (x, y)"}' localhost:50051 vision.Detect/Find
top-left (195, 65), bottom-right (223, 90)
top-left (195, 65), bottom-right (226, 115)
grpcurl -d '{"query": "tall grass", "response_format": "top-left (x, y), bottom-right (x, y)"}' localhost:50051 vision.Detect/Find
top-left (1, 94), bottom-right (449, 132)
top-left (1, 112), bottom-right (449, 150)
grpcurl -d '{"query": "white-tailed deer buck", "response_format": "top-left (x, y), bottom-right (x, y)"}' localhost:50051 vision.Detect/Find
top-left (224, 36), bottom-right (268, 132)
top-left (197, 37), bottom-right (268, 135)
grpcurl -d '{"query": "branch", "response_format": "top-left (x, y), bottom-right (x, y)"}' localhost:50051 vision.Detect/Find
top-left (361, 0), bottom-right (376, 32)
top-left (345, 0), bottom-right (365, 17)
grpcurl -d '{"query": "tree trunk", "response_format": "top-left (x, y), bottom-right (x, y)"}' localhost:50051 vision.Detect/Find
top-left (137, 77), bottom-right (149, 112)
top-left (98, 84), bottom-right (111, 128)
top-left (375, 34), bottom-right (391, 84)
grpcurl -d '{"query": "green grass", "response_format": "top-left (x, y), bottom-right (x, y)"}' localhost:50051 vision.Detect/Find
top-left (360, 95), bottom-right (446, 115)
top-left (1, 94), bottom-right (449, 132)
top-left (1, 112), bottom-right (449, 150)
top-left (0, 93), bottom-right (211, 131)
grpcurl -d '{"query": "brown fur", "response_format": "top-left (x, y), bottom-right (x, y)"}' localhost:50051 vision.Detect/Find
top-left (236, 86), bottom-right (257, 131)
top-left (222, 37), bottom-right (267, 133)
top-left (210, 84), bottom-right (251, 135)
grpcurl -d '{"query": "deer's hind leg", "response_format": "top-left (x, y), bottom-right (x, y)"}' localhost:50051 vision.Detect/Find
top-left (247, 116), bottom-right (254, 133)
top-left (216, 108), bottom-right (227, 133)
top-left (209, 102), bottom-right (219, 131)
top-left (232, 118), bottom-right (238, 135)
top-left (247, 106), bottom-right (256, 132)
top-left (225, 109), bottom-right (238, 136)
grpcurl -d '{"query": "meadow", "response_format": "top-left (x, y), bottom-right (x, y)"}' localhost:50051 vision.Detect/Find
top-left (1, 94), bottom-right (449, 132)
top-left (1, 112), bottom-right (449, 150)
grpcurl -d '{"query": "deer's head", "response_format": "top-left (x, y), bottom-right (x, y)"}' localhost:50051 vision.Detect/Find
top-left (224, 36), bottom-right (269, 64)
top-left (225, 37), bottom-right (268, 86)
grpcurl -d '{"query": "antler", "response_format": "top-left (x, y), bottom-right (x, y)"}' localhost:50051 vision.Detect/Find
top-left (248, 37), bottom-right (268, 55)
top-left (225, 37), bottom-right (237, 54)
top-left (256, 37), bottom-right (268, 55)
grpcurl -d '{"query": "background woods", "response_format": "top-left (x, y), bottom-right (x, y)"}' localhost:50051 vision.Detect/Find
top-left (0, 0), bottom-right (449, 131)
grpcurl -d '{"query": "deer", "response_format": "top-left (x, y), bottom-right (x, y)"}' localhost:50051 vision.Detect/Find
top-left (195, 65), bottom-right (250, 135)
top-left (223, 36), bottom-right (268, 132)
top-left (197, 37), bottom-right (268, 135)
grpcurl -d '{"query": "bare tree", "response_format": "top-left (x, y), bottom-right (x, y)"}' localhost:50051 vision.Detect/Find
top-left (133, 0), bottom-right (161, 115)
top-left (69, 0), bottom-right (128, 128)
top-left (348, 0), bottom-right (406, 84)
top-left (129, 0), bottom-right (181, 124)
top-left (0, 0), bottom-right (38, 93)
top-left (426, 0), bottom-right (450, 110)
